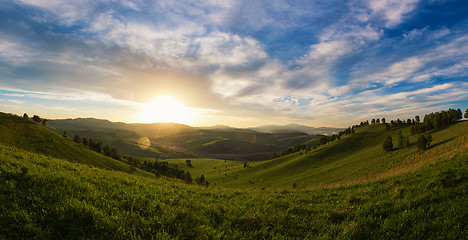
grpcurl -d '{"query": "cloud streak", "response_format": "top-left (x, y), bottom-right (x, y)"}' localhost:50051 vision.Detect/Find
top-left (0, 0), bottom-right (467, 127)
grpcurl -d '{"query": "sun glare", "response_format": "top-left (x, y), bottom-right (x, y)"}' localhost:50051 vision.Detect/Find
top-left (140, 95), bottom-right (194, 124)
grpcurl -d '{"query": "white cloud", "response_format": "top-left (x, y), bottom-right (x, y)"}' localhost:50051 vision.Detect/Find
top-left (366, 57), bottom-right (424, 85)
top-left (17, 0), bottom-right (95, 25)
top-left (366, 0), bottom-right (419, 27)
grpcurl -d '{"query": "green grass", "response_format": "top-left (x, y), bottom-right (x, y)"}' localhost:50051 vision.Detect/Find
top-left (173, 121), bottom-right (468, 188)
top-left (1, 113), bottom-right (467, 239)
top-left (1, 141), bottom-right (466, 239)
top-left (0, 113), bottom-right (152, 177)
top-left (165, 158), bottom-right (258, 182)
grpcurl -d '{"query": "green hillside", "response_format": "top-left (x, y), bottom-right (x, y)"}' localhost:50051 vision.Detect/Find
top-left (0, 113), bottom-right (152, 177)
top-left (1, 135), bottom-right (466, 239)
top-left (153, 130), bottom-right (321, 160)
top-left (1, 112), bottom-right (466, 239)
top-left (49, 118), bottom-right (321, 161)
top-left (170, 121), bottom-right (468, 188)
top-left (47, 119), bottom-right (194, 159)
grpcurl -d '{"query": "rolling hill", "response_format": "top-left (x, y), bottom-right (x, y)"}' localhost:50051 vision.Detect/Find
top-left (1, 114), bottom-right (466, 239)
top-left (0, 113), bottom-right (153, 177)
top-left (168, 121), bottom-right (468, 188)
top-left (48, 118), bottom-right (322, 160)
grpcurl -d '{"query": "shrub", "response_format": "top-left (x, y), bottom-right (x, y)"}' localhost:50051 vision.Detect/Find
top-left (383, 136), bottom-right (393, 152)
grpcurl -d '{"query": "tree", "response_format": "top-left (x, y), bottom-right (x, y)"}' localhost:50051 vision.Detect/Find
top-left (376, 118), bottom-right (380, 124)
top-left (41, 119), bottom-right (48, 127)
top-left (382, 118), bottom-right (386, 124)
top-left (32, 115), bottom-right (41, 124)
top-left (103, 144), bottom-right (111, 157)
top-left (63, 131), bottom-right (68, 138)
top-left (424, 132), bottom-right (432, 147)
top-left (95, 141), bottom-right (103, 153)
top-left (415, 115), bottom-right (420, 124)
top-left (195, 175), bottom-right (209, 186)
top-left (371, 119), bottom-right (376, 124)
top-left (383, 136), bottom-right (393, 152)
top-left (417, 135), bottom-right (427, 150)
top-left (82, 137), bottom-right (89, 146)
top-left (417, 133), bottom-right (432, 150)
top-left (110, 147), bottom-right (121, 160)
top-left (186, 159), bottom-right (194, 168)
top-left (465, 108), bottom-right (468, 119)
top-left (456, 109), bottom-right (462, 120)
top-left (73, 134), bottom-right (81, 143)
top-left (23, 113), bottom-right (29, 120)
top-left (397, 130), bottom-right (405, 149)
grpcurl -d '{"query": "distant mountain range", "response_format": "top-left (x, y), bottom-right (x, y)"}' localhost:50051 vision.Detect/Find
top-left (201, 123), bottom-right (343, 135)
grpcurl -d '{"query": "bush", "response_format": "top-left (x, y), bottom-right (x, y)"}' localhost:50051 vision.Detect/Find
top-left (383, 136), bottom-right (393, 152)
top-left (417, 135), bottom-right (427, 150)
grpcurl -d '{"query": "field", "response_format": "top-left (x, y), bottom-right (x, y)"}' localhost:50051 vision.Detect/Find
top-left (168, 122), bottom-right (468, 189)
top-left (0, 112), bottom-right (467, 239)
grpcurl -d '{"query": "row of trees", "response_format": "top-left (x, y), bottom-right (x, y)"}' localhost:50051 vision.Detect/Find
top-left (411, 108), bottom-right (463, 134)
top-left (269, 144), bottom-right (309, 159)
top-left (270, 125), bottom-right (357, 160)
top-left (68, 131), bottom-right (209, 186)
top-left (382, 130), bottom-right (414, 152)
top-left (317, 126), bottom-right (355, 146)
top-left (383, 108), bottom-right (465, 152)
top-left (69, 133), bottom-right (122, 161)
top-left (23, 113), bottom-right (48, 127)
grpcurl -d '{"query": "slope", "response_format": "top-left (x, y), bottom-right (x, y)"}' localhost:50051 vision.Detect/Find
top-left (185, 121), bottom-right (468, 188)
top-left (1, 132), bottom-right (466, 239)
top-left (0, 113), bottom-right (152, 177)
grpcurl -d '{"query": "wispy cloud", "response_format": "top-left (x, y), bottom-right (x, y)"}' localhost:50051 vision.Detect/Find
top-left (0, 0), bottom-right (466, 127)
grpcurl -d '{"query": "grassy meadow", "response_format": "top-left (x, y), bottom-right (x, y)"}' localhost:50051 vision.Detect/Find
top-left (0, 112), bottom-right (467, 239)
top-left (168, 121), bottom-right (468, 189)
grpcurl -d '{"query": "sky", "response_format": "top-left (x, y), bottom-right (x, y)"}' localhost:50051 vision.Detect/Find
top-left (0, 0), bottom-right (467, 127)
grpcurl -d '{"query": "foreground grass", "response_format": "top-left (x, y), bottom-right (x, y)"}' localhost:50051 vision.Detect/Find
top-left (1, 143), bottom-right (466, 239)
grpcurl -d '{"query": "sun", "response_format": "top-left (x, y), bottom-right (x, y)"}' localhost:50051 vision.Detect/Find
top-left (140, 95), bottom-right (194, 124)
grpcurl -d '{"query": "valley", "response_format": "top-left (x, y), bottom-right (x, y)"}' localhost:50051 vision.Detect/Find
top-left (0, 110), bottom-right (467, 239)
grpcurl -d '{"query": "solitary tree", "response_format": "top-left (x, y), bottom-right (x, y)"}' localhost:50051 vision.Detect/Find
top-left (417, 133), bottom-right (432, 150)
top-left (417, 135), bottom-right (427, 150)
top-left (383, 136), bottom-right (393, 152)
top-left (397, 130), bottom-right (405, 149)
top-left (42, 119), bottom-right (48, 127)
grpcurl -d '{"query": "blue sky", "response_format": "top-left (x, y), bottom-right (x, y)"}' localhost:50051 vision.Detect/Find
top-left (0, 0), bottom-right (467, 127)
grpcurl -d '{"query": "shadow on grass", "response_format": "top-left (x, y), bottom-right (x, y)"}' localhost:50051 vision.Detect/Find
top-left (427, 137), bottom-right (456, 150)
